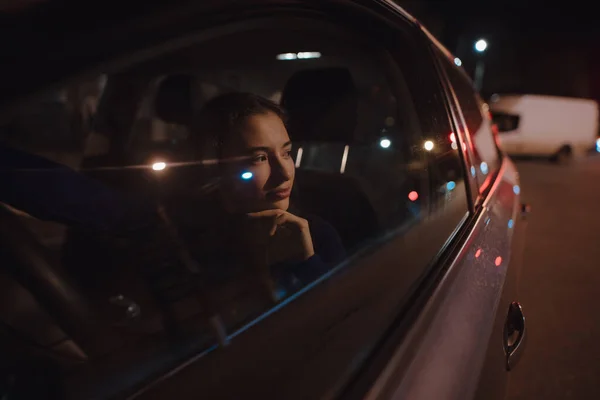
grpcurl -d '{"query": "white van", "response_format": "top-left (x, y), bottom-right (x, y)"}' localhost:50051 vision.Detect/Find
top-left (489, 94), bottom-right (599, 162)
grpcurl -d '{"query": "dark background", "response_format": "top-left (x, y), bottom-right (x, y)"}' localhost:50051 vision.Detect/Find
top-left (395, 1), bottom-right (600, 101)
top-left (2, 0), bottom-right (599, 102)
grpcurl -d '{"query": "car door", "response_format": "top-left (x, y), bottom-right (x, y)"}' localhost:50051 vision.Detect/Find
top-left (422, 30), bottom-right (526, 400)
top-left (0, 1), bottom-right (523, 400)
top-left (107, 5), bottom-right (470, 399)
top-left (436, 53), bottom-right (528, 400)
top-left (336, 10), bottom-right (524, 400)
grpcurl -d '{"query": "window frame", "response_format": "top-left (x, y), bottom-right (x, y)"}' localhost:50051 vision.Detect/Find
top-left (431, 46), bottom-right (505, 209)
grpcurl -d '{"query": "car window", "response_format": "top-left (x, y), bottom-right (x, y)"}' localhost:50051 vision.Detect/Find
top-left (439, 55), bottom-right (501, 196)
top-left (0, 12), bottom-right (468, 399)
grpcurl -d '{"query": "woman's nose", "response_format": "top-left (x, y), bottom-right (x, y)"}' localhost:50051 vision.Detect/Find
top-left (271, 157), bottom-right (292, 182)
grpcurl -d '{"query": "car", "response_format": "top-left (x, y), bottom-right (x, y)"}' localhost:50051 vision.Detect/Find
top-left (0, 1), bottom-right (526, 399)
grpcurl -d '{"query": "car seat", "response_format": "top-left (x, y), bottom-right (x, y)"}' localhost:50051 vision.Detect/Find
top-left (280, 67), bottom-right (380, 252)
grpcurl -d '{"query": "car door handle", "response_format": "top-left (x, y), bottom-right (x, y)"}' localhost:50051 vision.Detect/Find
top-left (503, 301), bottom-right (526, 371)
top-left (521, 203), bottom-right (531, 219)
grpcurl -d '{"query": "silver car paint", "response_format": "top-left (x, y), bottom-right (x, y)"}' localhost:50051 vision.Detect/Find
top-left (364, 158), bottom-right (520, 400)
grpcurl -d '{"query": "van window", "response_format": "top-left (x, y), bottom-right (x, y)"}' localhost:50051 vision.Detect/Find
top-left (0, 13), bottom-right (467, 399)
top-left (492, 112), bottom-right (520, 133)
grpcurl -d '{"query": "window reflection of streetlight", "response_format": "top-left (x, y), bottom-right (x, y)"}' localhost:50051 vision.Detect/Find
top-left (475, 39), bottom-right (488, 52)
top-left (241, 172), bottom-right (253, 180)
top-left (474, 39), bottom-right (488, 92)
top-left (449, 133), bottom-right (458, 150)
top-left (295, 147), bottom-right (303, 167)
top-left (380, 138), bottom-right (391, 148)
top-left (480, 162), bottom-right (489, 175)
top-left (152, 161), bottom-right (167, 171)
top-left (340, 145), bottom-right (350, 174)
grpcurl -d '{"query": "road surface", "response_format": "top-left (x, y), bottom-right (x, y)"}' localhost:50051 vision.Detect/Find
top-left (507, 155), bottom-right (600, 400)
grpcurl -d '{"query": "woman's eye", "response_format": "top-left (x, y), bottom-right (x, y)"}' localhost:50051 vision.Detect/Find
top-left (283, 150), bottom-right (292, 158)
top-left (253, 154), bottom-right (268, 163)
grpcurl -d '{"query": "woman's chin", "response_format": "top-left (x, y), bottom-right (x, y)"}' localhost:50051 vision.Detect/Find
top-left (241, 198), bottom-right (290, 213)
top-left (270, 198), bottom-right (290, 211)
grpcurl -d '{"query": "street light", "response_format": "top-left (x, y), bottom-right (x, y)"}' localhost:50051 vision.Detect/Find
top-left (474, 39), bottom-right (488, 53)
top-left (473, 38), bottom-right (487, 92)
top-left (152, 161), bottom-right (167, 171)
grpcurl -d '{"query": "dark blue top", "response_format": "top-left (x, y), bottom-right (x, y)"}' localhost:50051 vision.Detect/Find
top-left (0, 144), bottom-right (155, 230)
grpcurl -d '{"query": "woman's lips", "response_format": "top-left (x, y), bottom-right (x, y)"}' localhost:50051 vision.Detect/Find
top-left (267, 188), bottom-right (292, 200)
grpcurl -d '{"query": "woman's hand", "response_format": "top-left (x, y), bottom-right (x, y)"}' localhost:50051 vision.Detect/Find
top-left (246, 209), bottom-right (315, 263)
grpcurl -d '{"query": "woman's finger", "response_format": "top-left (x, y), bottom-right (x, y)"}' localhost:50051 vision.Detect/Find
top-left (247, 210), bottom-right (309, 236)
top-left (246, 210), bottom-right (283, 237)
top-left (270, 212), bottom-right (293, 236)
top-left (247, 209), bottom-right (282, 218)
top-left (279, 212), bottom-right (309, 231)
top-left (271, 212), bottom-right (310, 235)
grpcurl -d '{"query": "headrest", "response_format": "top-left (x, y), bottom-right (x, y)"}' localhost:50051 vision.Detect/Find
top-left (154, 74), bottom-right (194, 125)
top-left (280, 68), bottom-right (357, 142)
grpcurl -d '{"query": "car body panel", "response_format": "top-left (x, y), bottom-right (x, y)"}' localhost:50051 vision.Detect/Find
top-left (360, 158), bottom-right (520, 400)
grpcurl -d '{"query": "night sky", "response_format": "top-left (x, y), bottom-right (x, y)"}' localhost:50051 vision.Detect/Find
top-left (396, 1), bottom-right (600, 101)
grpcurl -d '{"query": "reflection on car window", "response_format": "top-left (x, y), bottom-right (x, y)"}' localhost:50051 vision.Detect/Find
top-left (0, 76), bottom-right (106, 167)
top-left (0, 17), bottom-right (466, 399)
top-left (441, 59), bottom-right (500, 193)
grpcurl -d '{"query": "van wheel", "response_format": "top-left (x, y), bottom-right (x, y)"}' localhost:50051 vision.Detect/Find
top-left (551, 146), bottom-right (572, 164)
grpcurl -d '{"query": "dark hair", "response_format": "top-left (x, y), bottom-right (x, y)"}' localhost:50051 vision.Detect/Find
top-left (195, 92), bottom-right (287, 159)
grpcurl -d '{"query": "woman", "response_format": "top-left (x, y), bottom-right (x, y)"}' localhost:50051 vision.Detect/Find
top-left (175, 92), bottom-right (346, 300)
top-left (0, 92), bottom-right (344, 305)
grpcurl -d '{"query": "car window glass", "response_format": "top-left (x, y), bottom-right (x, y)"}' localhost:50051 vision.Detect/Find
top-left (440, 57), bottom-right (500, 194)
top-left (0, 15), bottom-right (468, 399)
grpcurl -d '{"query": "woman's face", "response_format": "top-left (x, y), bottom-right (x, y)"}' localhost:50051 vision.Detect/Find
top-left (220, 111), bottom-right (295, 213)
